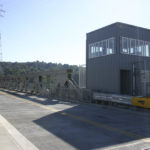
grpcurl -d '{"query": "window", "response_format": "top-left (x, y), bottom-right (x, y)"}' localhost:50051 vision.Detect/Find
top-left (121, 37), bottom-right (150, 57)
top-left (107, 38), bottom-right (114, 55)
top-left (91, 45), bottom-right (94, 58)
top-left (135, 40), bottom-right (139, 55)
top-left (122, 37), bottom-right (129, 54)
top-left (102, 40), bottom-right (107, 56)
top-left (138, 41), bottom-right (143, 56)
top-left (95, 43), bottom-right (99, 57)
top-left (130, 39), bottom-right (136, 55)
top-left (145, 42), bottom-right (149, 57)
top-left (99, 42), bottom-right (103, 56)
top-left (108, 38), bottom-right (115, 54)
top-left (88, 37), bottom-right (115, 59)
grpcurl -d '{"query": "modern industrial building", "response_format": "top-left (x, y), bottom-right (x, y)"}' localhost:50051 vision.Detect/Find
top-left (86, 22), bottom-right (150, 96)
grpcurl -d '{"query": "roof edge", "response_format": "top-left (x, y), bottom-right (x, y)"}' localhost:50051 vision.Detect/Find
top-left (87, 22), bottom-right (150, 35)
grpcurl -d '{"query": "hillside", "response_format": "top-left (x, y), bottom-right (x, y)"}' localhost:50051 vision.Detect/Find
top-left (0, 61), bottom-right (79, 84)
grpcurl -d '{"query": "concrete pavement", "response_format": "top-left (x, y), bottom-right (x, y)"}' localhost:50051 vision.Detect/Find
top-left (0, 114), bottom-right (39, 150)
top-left (0, 90), bottom-right (150, 150)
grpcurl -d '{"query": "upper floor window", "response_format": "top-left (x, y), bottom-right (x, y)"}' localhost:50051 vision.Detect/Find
top-left (88, 37), bottom-right (115, 59)
top-left (121, 37), bottom-right (150, 57)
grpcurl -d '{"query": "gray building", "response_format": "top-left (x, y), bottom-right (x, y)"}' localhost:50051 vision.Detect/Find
top-left (86, 22), bottom-right (150, 96)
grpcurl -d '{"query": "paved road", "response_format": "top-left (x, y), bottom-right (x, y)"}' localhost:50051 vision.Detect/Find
top-left (0, 90), bottom-right (150, 150)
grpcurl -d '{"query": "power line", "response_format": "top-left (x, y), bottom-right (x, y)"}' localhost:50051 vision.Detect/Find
top-left (0, 4), bottom-right (5, 62)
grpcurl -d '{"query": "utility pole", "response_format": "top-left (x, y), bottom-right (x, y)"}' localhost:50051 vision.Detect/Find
top-left (0, 4), bottom-right (5, 62)
top-left (0, 34), bottom-right (2, 62)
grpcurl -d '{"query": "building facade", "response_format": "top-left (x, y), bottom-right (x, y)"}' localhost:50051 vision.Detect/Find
top-left (86, 22), bottom-right (150, 95)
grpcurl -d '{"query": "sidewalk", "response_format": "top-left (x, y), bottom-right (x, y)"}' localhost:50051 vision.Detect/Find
top-left (0, 123), bottom-right (22, 150)
top-left (0, 115), bottom-right (39, 150)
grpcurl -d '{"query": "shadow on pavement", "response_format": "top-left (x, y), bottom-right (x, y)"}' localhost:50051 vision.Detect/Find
top-left (2, 89), bottom-right (75, 106)
top-left (33, 105), bottom-right (150, 150)
top-left (1, 89), bottom-right (150, 149)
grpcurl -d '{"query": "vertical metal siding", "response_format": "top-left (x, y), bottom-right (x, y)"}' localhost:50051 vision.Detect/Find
top-left (86, 22), bottom-right (150, 95)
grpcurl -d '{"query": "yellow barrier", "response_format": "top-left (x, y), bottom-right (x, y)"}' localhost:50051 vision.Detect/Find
top-left (132, 97), bottom-right (150, 108)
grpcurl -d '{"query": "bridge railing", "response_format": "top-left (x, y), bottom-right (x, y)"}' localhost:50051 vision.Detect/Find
top-left (0, 69), bottom-right (91, 102)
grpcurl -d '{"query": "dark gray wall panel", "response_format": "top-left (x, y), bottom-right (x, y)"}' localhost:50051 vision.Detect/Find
top-left (86, 22), bottom-right (150, 95)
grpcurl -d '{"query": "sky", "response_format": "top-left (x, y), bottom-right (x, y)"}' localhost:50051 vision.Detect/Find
top-left (0, 0), bottom-right (150, 65)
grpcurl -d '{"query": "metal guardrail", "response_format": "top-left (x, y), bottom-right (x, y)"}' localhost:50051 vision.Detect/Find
top-left (93, 92), bottom-right (132, 105)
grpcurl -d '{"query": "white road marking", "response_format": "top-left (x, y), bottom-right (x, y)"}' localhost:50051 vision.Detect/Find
top-left (0, 115), bottom-right (39, 150)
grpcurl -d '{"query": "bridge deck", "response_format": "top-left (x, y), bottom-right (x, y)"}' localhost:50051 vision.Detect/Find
top-left (0, 90), bottom-right (150, 150)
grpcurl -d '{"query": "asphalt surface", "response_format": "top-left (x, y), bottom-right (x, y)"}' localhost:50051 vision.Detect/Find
top-left (0, 90), bottom-right (150, 150)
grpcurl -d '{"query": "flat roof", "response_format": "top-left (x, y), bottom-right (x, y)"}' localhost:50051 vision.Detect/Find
top-left (87, 22), bottom-right (150, 35)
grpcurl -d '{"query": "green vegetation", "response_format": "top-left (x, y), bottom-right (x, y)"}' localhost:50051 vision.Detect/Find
top-left (0, 61), bottom-right (79, 84)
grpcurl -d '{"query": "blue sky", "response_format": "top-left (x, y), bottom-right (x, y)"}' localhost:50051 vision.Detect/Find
top-left (0, 0), bottom-right (150, 65)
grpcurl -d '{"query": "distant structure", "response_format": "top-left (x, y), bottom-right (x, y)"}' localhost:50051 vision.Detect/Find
top-left (79, 64), bottom-right (86, 88)
top-left (0, 4), bottom-right (5, 62)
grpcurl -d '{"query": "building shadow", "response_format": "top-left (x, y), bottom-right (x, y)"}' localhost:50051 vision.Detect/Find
top-left (1, 89), bottom-right (150, 149)
top-left (33, 104), bottom-right (150, 150)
